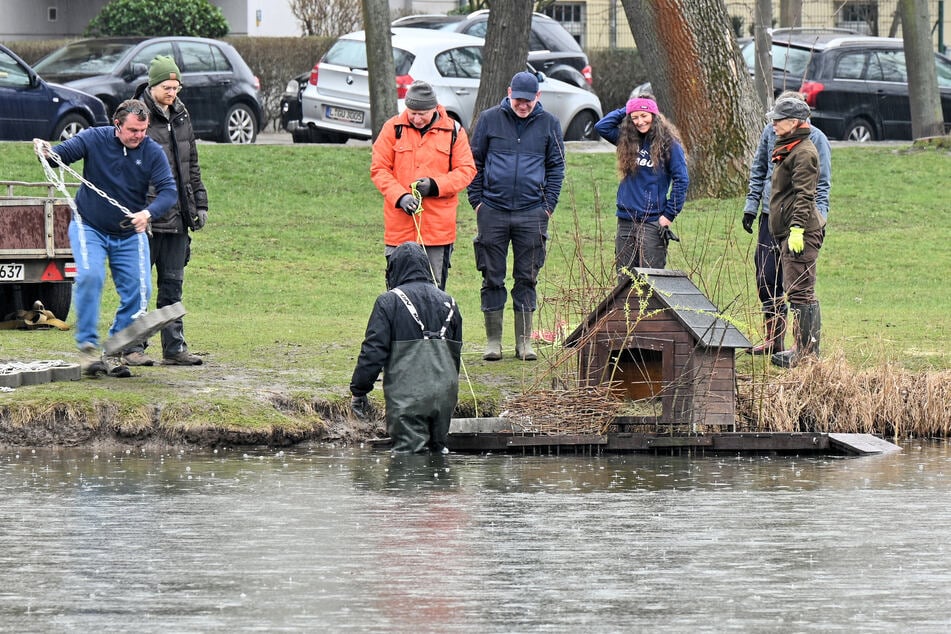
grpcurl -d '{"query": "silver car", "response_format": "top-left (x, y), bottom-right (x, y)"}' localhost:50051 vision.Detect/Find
top-left (298, 28), bottom-right (601, 143)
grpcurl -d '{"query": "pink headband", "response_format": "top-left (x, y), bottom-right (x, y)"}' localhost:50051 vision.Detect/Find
top-left (626, 97), bottom-right (659, 115)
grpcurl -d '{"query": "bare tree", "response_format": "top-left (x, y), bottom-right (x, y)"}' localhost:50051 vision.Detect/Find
top-left (619, 0), bottom-right (762, 198)
top-left (470, 3), bottom-right (533, 131)
top-left (289, 0), bottom-right (362, 37)
top-left (778, 0), bottom-right (803, 28)
top-left (899, 0), bottom-right (945, 138)
top-left (362, 0), bottom-right (396, 140)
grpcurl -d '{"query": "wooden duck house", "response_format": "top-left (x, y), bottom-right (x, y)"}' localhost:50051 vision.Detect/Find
top-left (564, 269), bottom-right (751, 429)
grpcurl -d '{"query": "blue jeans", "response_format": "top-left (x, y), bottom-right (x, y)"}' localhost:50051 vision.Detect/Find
top-left (755, 213), bottom-right (785, 314)
top-left (474, 204), bottom-right (549, 312)
top-left (69, 220), bottom-right (151, 350)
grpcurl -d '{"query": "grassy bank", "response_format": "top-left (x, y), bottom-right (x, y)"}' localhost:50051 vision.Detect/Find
top-left (1, 140), bottom-right (949, 443)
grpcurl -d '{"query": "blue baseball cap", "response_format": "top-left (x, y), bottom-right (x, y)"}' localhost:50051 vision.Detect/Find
top-left (510, 71), bottom-right (540, 100)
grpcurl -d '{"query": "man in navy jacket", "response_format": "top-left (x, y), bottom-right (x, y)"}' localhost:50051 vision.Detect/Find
top-left (41, 99), bottom-right (177, 377)
top-left (468, 71), bottom-right (565, 362)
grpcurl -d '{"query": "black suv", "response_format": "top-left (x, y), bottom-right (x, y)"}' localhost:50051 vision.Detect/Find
top-left (391, 10), bottom-right (593, 90)
top-left (741, 32), bottom-right (951, 141)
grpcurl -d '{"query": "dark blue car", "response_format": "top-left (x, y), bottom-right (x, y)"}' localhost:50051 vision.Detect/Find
top-left (0, 44), bottom-right (108, 142)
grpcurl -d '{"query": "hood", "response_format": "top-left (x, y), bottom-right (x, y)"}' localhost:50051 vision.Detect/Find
top-left (385, 242), bottom-right (433, 289)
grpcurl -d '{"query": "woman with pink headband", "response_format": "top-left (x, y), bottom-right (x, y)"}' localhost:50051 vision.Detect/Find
top-left (594, 93), bottom-right (689, 282)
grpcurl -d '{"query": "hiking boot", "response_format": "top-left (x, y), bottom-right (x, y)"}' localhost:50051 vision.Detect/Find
top-left (103, 355), bottom-right (132, 378)
top-left (79, 343), bottom-right (107, 377)
top-left (122, 350), bottom-right (155, 366)
top-left (162, 350), bottom-right (203, 366)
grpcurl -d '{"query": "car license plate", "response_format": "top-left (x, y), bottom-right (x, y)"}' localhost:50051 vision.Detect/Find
top-left (325, 105), bottom-right (364, 124)
top-left (0, 263), bottom-right (25, 281)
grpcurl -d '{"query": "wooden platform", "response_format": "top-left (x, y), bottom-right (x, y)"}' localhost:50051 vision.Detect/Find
top-left (446, 418), bottom-right (902, 456)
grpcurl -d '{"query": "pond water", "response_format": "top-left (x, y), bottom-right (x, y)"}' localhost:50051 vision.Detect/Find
top-left (1, 441), bottom-right (950, 632)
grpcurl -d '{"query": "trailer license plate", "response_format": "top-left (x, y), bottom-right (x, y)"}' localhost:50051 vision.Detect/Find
top-left (325, 106), bottom-right (364, 124)
top-left (0, 263), bottom-right (25, 281)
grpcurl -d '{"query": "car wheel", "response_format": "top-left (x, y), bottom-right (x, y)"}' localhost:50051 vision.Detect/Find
top-left (223, 103), bottom-right (258, 144)
top-left (844, 118), bottom-right (875, 142)
top-left (53, 114), bottom-right (91, 141)
top-left (565, 110), bottom-right (598, 141)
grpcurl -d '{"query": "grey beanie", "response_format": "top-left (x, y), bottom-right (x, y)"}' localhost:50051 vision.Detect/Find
top-left (404, 81), bottom-right (438, 110)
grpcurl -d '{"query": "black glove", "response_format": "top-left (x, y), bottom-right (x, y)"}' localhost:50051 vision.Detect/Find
top-left (397, 194), bottom-right (419, 215)
top-left (193, 208), bottom-right (208, 230)
top-left (658, 225), bottom-right (680, 243)
top-left (414, 177), bottom-right (438, 197)
top-left (742, 212), bottom-right (756, 234)
top-left (350, 395), bottom-right (370, 420)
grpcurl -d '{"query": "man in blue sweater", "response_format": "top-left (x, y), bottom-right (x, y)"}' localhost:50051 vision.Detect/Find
top-left (468, 71), bottom-right (565, 361)
top-left (40, 99), bottom-right (177, 377)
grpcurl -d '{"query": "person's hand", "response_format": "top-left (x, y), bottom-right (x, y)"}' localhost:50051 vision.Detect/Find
top-left (742, 212), bottom-right (756, 234)
top-left (658, 224), bottom-right (680, 243)
top-left (131, 210), bottom-right (152, 233)
top-left (350, 395), bottom-right (370, 419)
top-left (193, 208), bottom-right (208, 230)
top-left (788, 226), bottom-right (805, 254)
top-left (414, 177), bottom-right (437, 197)
top-left (398, 194), bottom-right (419, 215)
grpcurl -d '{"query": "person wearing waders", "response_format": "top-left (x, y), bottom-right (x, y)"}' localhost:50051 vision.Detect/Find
top-left (349, 242), bottom-right (463, 454)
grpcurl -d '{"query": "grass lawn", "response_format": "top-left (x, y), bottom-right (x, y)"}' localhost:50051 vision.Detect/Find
top-left (1, 139), bottom-right (949, 437)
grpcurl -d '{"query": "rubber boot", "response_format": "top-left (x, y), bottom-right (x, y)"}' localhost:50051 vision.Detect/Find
top-left (514, 311), bottom-right (537, 361)
top-left (772, 302), bottom-right (819, 368)
top-left (482, 310), bottom-right (503, 361)
top-left (748, 311), bottom-right (786, 355)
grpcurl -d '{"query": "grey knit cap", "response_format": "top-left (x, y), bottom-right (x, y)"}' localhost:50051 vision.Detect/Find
top-left (404, 81), bottom-right (438, 110)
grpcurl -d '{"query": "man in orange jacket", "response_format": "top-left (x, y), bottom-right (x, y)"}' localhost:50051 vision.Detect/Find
top-left (370, 81), bottom-right (476, 290)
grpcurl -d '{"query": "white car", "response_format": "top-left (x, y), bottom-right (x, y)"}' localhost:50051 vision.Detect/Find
top-left (296, 28), bottom-right (602, 143)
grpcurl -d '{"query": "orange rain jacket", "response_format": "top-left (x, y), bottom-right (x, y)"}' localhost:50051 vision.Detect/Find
top-left (370, 105), bottom-right (476, 247)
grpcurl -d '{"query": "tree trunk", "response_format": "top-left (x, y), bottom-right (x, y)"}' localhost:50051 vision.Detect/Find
top-left (899, 0), bottom-right (945, 138)
top-left (470, 3), bottom-right (533, 131)
top-left (362, 0), bottom-right (396, 141)
top-left (779, 0), bottom-right (802, 28)
top-left (753, 0), bottom-right (773, 109)
top-left (619, 0), bottom-right (762, 198)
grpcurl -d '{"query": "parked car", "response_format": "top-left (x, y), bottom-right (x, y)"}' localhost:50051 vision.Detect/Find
top-left (392, 10), bottom-right (593, 89)
top-left (33, 37), bottom-right (266, 144)
top-left (0, 44), bottom-right (108, 141)
top-left (740, 32), bottom-right (951, 141)
top-left (288, 28), bottom-right (602, 144)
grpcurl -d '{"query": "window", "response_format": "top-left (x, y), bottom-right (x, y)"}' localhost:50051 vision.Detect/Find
top-left (0, 50), bottom-right (30, 88)
top-left (874, 50), bottom-right (907, 82)
top-left (179, 42), bottom-right (231, 73)
top-left (834, 52), bottom-right (867, 80)
top-left (541, 3), bottom-right (585, 46)
top-left (936, 55), bottom-right (951, 88)
top-left (131, 43), bottom-right (173, 70)
top-left (435, 46), bottom-right (482, 79)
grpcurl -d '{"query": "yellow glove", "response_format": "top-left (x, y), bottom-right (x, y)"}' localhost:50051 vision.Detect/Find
top-left (788, 226), bottom-right (805, 254)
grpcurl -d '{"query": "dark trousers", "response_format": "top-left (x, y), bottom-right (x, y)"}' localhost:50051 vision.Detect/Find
top-left (615, 218), bottom-right (667, 282)
top-left (755, 214), bottom-right (785, 312)
top-left (474, 205), bottom-right (549, 312)
top-left (149, 232), bottom-right (190, 356)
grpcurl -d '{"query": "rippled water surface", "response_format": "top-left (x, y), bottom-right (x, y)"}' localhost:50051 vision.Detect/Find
top-left (1, 442), bottom-right (950, 632)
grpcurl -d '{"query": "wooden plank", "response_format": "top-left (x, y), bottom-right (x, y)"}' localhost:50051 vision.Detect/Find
top-left (713, 433), bottom-right (829, 452)
top-left (828, 433), bottom-right (902, 455)
top-left (506, 434), bottom-right (607, 447)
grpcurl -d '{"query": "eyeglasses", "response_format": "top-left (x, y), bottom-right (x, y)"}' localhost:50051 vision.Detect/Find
top-left (158, 84), bottom-right (182, 93)
top-left (118, 104), bottom-right (148, 117)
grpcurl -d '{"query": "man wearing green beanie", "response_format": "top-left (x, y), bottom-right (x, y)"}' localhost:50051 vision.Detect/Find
top-left (122, 54), bottom-right (209, 367)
